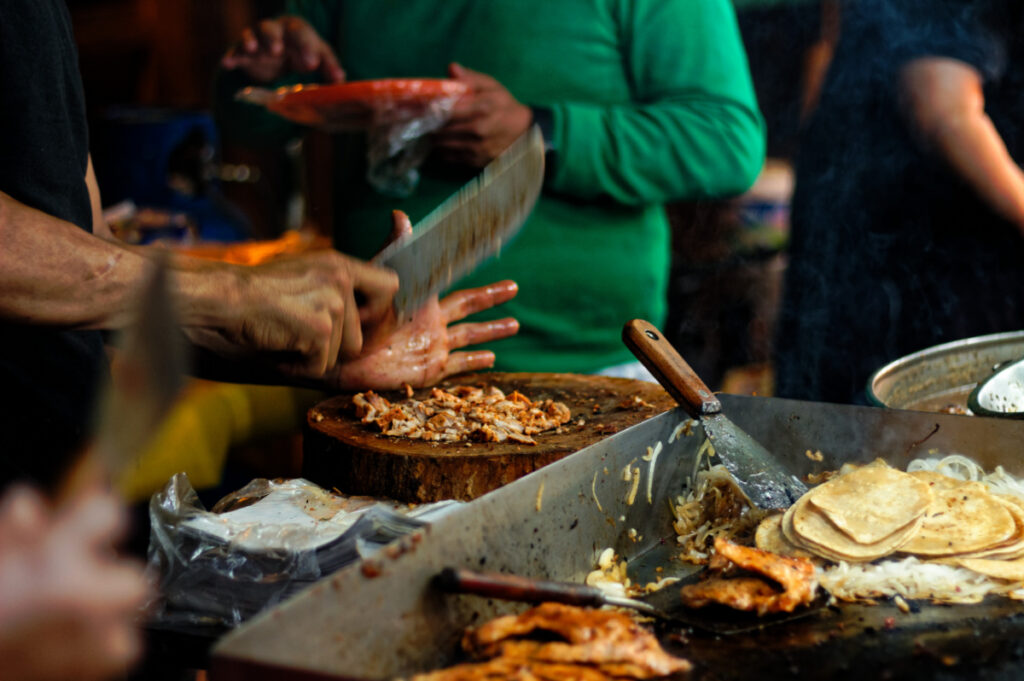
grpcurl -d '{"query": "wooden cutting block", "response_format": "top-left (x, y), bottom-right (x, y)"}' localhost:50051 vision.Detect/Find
top-left (302, 372), bottom-right (675, 503)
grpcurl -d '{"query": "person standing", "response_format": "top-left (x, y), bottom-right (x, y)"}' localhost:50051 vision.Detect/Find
top-left (0, 1), bottom-right (520, 490)
top-left (774, 0), bottom-right (1024, 403)
top-left (218, 0), bottom-right (766, 376)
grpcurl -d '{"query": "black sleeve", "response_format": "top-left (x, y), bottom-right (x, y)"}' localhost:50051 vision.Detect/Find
top-left (879, 0), bottom-right (1010, 82)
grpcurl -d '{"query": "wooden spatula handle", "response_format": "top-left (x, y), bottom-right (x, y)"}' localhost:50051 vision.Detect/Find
top-left (435, 567), bottom-right (607, 608)
top-left (622, 319), bottom-right (721, 417)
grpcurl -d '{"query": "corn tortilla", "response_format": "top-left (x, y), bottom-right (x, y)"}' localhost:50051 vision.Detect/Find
top-left (784, 493), bottom-right (923, 563)
top-left (755, 513), bottom-right (818, 561)
top-left (808, 461), bottom-right (932, 544)
top-left (900, 471), bottom-right (1016, 556)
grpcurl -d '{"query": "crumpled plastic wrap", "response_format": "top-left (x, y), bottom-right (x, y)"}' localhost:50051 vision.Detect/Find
top-left (146, 473), bottom-right (461, 627)
top-left (236, 79), bottom-right (467, 197)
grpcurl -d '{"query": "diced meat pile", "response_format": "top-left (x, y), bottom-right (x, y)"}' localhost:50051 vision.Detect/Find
top-left (410, 602), bottom-right (691, 681)
top-left (678, 537), bottom-right (818, 616)
top-left (353, 385), bottom-right (572, 445)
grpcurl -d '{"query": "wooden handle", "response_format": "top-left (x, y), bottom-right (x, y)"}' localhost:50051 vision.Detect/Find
top-left (622, 319), bottom-right (721, 417)
top-left (435, 567), bottom-right (606, 608)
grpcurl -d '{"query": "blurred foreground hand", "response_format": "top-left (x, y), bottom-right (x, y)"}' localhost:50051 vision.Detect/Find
top-left (0, 486), bottom-right (150, 681)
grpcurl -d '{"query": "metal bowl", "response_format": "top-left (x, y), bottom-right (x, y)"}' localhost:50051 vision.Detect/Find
top-left (867, 331), bottom-right (1024, 413)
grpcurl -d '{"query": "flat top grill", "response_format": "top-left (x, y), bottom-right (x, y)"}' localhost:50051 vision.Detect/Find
top-left (211, 395), bottom-right (1024, 681)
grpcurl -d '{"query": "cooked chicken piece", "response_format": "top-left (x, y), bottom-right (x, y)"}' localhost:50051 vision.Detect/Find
top-left (463, 602), bottom-right (690, 678)
top-left (411, 657), bottom-right (616, 681)
top-left (352, 390), bottom-right (391, 421)
top-left (679, 537), bottom-right (818, 615)
top-left (678, 576), bottom-right (782, 614)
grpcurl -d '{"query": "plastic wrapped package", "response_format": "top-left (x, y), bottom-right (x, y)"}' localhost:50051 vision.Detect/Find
top-left (236, 79), bottom-right (467, 197)
top-left (146, 473), bottom-right (461, 627)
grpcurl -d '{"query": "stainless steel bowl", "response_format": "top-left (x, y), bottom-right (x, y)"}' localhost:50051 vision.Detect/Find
top-left (867, 331), bottom-right (1024, 413)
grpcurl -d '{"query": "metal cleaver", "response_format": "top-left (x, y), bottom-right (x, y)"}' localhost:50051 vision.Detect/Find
top-left (374, 125), bottom-right (545, 321)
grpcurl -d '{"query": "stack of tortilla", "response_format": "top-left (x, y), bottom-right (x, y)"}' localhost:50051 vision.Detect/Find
top-left (757, 460), bottom-right (1024, 580)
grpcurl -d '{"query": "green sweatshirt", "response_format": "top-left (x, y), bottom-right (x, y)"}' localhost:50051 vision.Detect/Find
top-left (218, 0), bottom-right (764, 373)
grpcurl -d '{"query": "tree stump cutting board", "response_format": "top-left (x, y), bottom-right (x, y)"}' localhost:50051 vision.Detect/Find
top-left (302, 372), bottom-right (675, 502)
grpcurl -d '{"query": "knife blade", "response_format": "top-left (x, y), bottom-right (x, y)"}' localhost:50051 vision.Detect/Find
top-left (374, 124), bottom-right (545, 321)
top-left (58, 254), bottom-right (186, 502)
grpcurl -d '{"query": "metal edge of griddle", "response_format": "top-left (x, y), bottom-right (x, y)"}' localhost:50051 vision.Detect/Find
top-left (211, 396), bottom-right (1024, 680)
top-left (211, 407), bottom-right (701, 679)
top-left (718, 393), bottom-right (1024, 477)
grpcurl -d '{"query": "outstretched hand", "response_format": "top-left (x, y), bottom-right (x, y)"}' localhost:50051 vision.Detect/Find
top-left (220, 15), bottom-right (345, 84)
top-left (326, 211), bottom-right (520, 390)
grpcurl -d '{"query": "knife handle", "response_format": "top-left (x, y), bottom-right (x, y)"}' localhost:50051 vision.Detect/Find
top-left (435, 567), bottom-right (607, 608)
top-left (622, 319), bottom-right (721, 417)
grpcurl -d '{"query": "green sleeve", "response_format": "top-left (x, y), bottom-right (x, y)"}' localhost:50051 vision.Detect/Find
top-left (212, 1), bottom-right (342, 148)
top-left (548, 0), bottom-right (766, 205)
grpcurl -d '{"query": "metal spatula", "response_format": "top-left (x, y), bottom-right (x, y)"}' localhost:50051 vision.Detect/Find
top-left (622, 319), bottom-right (806, 509)
top-left (435, 567), bottom-right (826, 635)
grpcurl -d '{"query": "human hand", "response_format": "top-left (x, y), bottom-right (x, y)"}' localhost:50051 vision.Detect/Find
top-left (0, 486), bottom-right (150, 681)
top-left (433, 63), bottom-right (534, 168)
top-left (184, 250), bottom-right (398, 379)
top-left (220, 15), bottom-right (345, 83)
top-left (326, 211), bottom-right (519, 390)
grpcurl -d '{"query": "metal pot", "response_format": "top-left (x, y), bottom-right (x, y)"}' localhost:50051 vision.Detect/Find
top-left (867, 331), bottom-right (1024, 413)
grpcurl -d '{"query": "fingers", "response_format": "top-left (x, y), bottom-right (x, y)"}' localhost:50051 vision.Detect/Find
top-left (440, 350), bottom-right (497, 378)
top-left (351, 259), bottom-right (400, 324)
top-left (55, 491), bottom-right (128, 551)
top-left (239, 26), bottom-right (260, 53)
top-left (448, 62), bottom-right (497, 90)
top-left (323, 298), bottom-right (345, 372)
top-left (61, 559), bottom-right (151, 613)
top-left (254, 18), bottom-right (286, 57)
top-left (316, 44), bottom-right (347, 83)
top-left (447, 317), bottom-right (520, 350)
top-left (390, 209), bottom-right (414, 241)
top-left (338, 286), bottom-right (363, 360)
top-left (0, 485), bottom-right (48, 543)
top-left (221, 16), bottom-right (345, 82)
top-left (440, 280), bottom-right (518, 323)
top-left (281, 17), bottom-right (345, 81)
top-left (372, 209), bottom-right (415, 259)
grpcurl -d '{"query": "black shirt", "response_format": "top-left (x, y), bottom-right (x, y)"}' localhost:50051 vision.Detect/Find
top-left (0, 1), bottom-right (108, 489)
top-left (774, 0), bottom-right (1024, 404)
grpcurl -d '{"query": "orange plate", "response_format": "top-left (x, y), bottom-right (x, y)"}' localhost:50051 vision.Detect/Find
top-left (265, 78), bottom-right (467, 129)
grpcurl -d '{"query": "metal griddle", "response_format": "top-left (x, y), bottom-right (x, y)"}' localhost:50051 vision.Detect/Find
top-left (210, 395), bottom-right (1024, 681)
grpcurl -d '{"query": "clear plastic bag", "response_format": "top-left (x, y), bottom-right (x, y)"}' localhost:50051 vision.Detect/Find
top-left (146, 473), bottom-right (461, 627)
top-left (236, 79), bottom-right (467, 197)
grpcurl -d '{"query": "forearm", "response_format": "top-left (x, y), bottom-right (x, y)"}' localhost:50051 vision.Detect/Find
top-left (934, 113), bottom-right (1024, 232)
top-left (0, 191), bottom-right (240, 331)
top-left (548, 98), bottom-right (765, 205)
top-left (546, 0), bottom-right (764, 206)
top-left (901, 58), bottom-right (1024, 233)
top-left (0, 191), bottom-right (147, 328)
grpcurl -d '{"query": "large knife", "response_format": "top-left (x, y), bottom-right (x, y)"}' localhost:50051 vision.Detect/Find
top-left (58, 254), bottom-right (186, 503)
top-left (374, 125), bottom-right (545, 321)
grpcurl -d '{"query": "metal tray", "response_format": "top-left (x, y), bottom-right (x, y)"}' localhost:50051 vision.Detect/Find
top-left (210, 395), bottom-right (1024, 680)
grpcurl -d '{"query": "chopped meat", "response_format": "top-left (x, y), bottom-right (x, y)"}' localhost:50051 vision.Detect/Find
top-left (679, 537), bottom-right (818, 615)
top-left (617, 395), bottom-right (654, 410)
top-left (353, 386), bottom-right (572, 445)
top-left (463, 602), bottom-right (690, 678)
